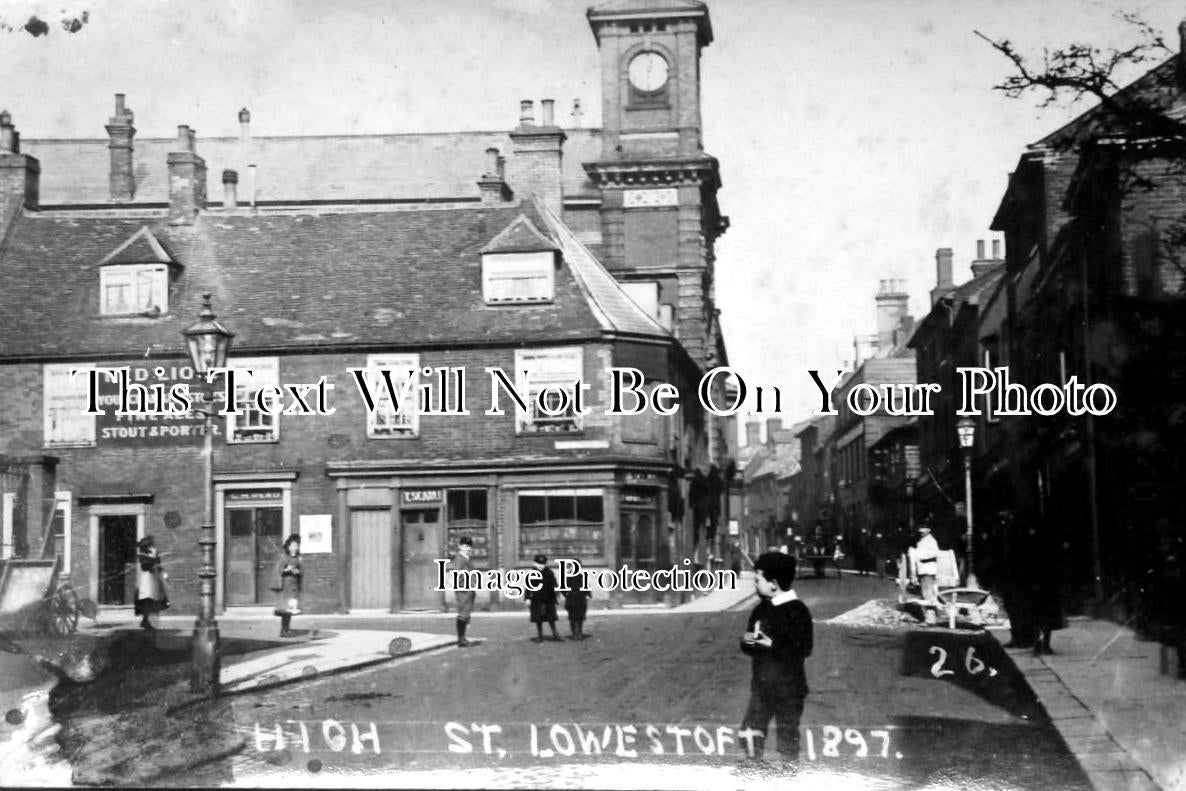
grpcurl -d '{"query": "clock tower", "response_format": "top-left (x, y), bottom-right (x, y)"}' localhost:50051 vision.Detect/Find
top-left (585, 0), bottom-right (727, 369)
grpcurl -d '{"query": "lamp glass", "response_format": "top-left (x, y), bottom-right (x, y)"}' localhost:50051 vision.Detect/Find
top-left (956, 417), bottom-right (976, 449)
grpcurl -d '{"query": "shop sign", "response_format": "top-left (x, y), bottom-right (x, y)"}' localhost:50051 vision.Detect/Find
top-left (402, 489), bottom-right (443, 505)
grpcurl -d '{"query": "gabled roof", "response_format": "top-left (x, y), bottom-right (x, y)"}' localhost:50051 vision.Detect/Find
top-left (95, 226), bottom-right (173, 267)
top-left (480, 215), bottom-right (558, 254)
top-left (22, 128), bottom-right (604, 207)
top-left (0, 200), bottom-right (668, 359)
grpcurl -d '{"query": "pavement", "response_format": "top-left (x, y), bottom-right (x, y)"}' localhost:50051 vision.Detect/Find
top-left (11, 569), bottom-right (1186, 790)
top-left (1002, 617), bottom-right (1186, 791)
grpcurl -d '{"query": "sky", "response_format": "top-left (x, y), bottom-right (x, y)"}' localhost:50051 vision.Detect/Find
top-left (3, 0), bottom-right (1184, 436)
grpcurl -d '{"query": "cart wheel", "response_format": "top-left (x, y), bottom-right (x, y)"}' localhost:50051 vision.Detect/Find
top-left (50, 585), bottom-right (80, 635)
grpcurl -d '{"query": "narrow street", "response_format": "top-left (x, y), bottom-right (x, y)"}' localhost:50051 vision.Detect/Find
top-left (212, 576), bottom-right (1090, 789)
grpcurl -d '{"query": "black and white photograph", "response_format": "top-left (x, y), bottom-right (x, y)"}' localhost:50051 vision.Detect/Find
top-left (1, 0), bottom-right (1185, 788)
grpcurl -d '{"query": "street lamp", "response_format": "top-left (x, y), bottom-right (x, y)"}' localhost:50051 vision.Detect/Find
top-left (955, 416), bottom-right (977, 589)
top-left (182, 293), bottom-right (235, 695)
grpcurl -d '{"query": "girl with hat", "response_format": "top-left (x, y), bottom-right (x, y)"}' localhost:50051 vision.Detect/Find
top-left (134, 535), bottom-right (169, 630)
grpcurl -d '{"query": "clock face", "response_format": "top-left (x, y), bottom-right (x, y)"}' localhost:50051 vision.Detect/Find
top-left (628, 51), bottom-right (669, 92)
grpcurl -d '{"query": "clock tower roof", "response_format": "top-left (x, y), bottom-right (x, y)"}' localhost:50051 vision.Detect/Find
top-left (587, 0), bottom-right (712, 46)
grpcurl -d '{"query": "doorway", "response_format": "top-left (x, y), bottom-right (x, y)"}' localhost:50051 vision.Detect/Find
top-left (97, 514), bottom-right (138, 605)
top-left (401, 507), bottom-right (442, 610)
top-left (225, 493), bottom-right (284, 606)
top-left (350, 508), bottom-right (393, 609)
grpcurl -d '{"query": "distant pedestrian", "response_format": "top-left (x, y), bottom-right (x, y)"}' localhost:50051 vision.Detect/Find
top-left (274, 534), bottom-right (302, 638)
top-left (912, 525), bottom-right (941, 604)
top-left (526, 554), bottom-right (562, 642)
top-left (1031, 525), bottom-right (1064, 656)
top-left (739, 551), bottom-right (813, 762)
top-left (134, 535), bottom-right (168, 631)
top-left (563, 572), bottom-right (593, 640)
top-left (451, 536), bottom-right (476, 648)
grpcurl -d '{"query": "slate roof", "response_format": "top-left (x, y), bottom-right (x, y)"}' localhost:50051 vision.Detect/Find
top-left (0, 198), bottom-right (667, 360)
top-left (22, 128), bottom-right (604, 207)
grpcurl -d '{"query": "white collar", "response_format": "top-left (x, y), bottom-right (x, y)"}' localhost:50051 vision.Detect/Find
top-left (771, 589), bottom-right (798, 606)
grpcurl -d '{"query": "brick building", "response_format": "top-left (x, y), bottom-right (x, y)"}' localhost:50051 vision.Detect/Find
top-left (0, 0), bottom-right (735, 615)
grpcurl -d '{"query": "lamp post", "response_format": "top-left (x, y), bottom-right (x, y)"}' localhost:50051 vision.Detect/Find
top-left (182, 293), bottom-right (235, 695)
top-left (955, 416), bottom-right (977, 589)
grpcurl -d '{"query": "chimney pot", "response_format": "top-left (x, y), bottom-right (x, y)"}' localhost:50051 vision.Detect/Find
top-left (484, 146), bottom-right (499, 176)
top-left (248, 164), bottom-right (258, 210)
top-left (222, 169), bottom-right (238, 209)
top-left (239, 107), bottom-right (251, 124)
top-left (541, 98), bottom-right (555, 127)
top-left (572, 98), bottom-right (584, 127)
top-left (992, 239), bottom-right (1001, 259)
top-left (519, 99), bottom-right (535, 126)
top-left (976, 239), bottom-right (985, 259)
top-left (176, 125), bottom-right (192, 151)
top-left (115, 93), bottom-right (125, 113)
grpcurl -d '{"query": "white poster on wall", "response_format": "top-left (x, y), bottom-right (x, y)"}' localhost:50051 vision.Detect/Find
top-left (299, 514), bottom-right (332, 554)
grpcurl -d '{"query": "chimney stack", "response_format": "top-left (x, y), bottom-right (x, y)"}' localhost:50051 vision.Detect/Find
top-left (971, 237), bottom-right (1002, 278)
top-left (876, 279), bottom-right (910, 355)
top-left (106, 93), bottom-right (136, 202)
top-left (167, 124), bottom-right (207, 225)
top-left (477, 146), bottom-right (512, 206)
top-left (0, 111), bottom-right (40, 229)
top-left (508, 98), bottom-right (566, 216)
top-left (222, 169), bottom-right (238, 209)
top-left (745, 419), bottom-right (761, 447)
top-left (930, 248), bottom-right (954, 306)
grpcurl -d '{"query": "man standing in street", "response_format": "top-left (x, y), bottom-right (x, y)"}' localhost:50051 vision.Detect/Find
top-left (452, 536), bottom-right (476, 648)
top-left (913, 525), bottom-right (941, 604)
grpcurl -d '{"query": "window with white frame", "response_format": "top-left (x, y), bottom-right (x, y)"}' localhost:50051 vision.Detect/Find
top-left (43, 363), bottom-right (96, 447)
top-left (363, 353), bottom-right (420, 438)
top-left (100, 265), bottom-right (169, 315)
top-left (226, 356), bottom-right (280, 443)
top-left (514, 347), bottom-right (582, 433)
top-left (482, 251), bottom-right (555, 304)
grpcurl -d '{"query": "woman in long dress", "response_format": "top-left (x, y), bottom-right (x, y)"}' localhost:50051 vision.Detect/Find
top-left (274, 534), bottom-right (302, 637)
top-left (134, 535), bottom-right (168, 630)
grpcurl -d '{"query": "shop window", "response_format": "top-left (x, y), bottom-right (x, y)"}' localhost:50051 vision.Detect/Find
top-left (447, 489), bottom-right (490, 562)
top-left (518, 488), bottom-right (604, 560)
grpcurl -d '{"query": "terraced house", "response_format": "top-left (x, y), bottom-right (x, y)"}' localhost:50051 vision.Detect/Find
top-left (0, 0), bottom-right (734, 614)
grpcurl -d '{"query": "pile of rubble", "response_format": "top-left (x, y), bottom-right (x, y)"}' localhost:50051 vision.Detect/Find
top-left (825, 597), bottom-right (1012, 630)
top-left (824, 599), bottom-right (925, 628)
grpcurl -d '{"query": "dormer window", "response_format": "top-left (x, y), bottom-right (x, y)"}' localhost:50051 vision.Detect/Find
top-left (94, 227), bottom-right (178, 317)
top-left (483, 252), bottom-right (555, 304)
top-left (480, 214), bottom-right (560, 306)
top-left (100, 264), bottom-right (169, 315)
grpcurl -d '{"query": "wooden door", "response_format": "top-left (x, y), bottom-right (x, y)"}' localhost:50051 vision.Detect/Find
top-left (350, 509), bottom-right (392, 609)
top-left (226, 506), bottom-right (284, 605)
top-left (401, 508), bottom-right (442, 610)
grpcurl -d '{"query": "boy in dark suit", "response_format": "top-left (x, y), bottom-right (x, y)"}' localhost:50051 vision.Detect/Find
top-left (739, 551), bottom-right (813, 762)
